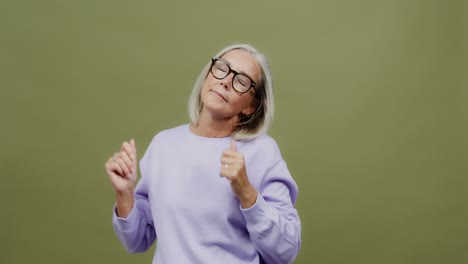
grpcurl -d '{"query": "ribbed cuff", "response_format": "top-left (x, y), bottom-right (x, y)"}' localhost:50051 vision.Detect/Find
top-left (113, 203), bottom-right (139, 232)
top-left (240, 193), bottom-right (274, 231)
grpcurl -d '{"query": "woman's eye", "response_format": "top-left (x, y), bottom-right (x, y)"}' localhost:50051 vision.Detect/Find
top-left (238, 77), bottom-right (249, 87)
top-left (217, 67), bottom-right (227, 72)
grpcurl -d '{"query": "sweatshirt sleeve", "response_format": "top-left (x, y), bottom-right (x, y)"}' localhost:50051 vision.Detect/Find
top-left (112, 139), bottom-right (157, 253)
top-left (241, 159), bottom-right (301, 264)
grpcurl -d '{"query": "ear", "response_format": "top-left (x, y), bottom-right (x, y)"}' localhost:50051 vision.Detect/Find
top-left (242, 105), bottom-right (256, 116)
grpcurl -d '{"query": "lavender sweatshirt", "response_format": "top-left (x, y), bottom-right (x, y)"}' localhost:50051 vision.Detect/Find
top-left (113, 124), bottom-right (301, 263)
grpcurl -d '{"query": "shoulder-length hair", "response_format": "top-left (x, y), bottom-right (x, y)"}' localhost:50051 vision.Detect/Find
top-left (188, 43), bottom-right (274, 141)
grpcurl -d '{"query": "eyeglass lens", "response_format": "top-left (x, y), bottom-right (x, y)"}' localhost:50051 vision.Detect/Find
top-left (211, 60), bottom-right (253, 93)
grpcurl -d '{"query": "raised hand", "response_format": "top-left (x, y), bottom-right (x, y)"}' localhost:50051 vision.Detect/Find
top-left (220, 139), bottom-right (258, 208)
top-left (105, 139), bottom-right (138, 217)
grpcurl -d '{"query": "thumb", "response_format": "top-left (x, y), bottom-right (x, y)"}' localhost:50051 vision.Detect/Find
top-left (130, 139), bottom-right (137, 153)
top-left (130, 139), bottom-right (138, 170)
top-left (230, 139), bottom-right (237, 152)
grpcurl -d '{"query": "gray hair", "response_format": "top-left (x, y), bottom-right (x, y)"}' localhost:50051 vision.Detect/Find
top-left (187, 43), bottom-right (274, 141)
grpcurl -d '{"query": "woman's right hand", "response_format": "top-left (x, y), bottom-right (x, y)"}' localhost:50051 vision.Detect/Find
top-left (105, 139), bottom-right (138, 217)
top-left (105, 139), bottom-right (138, 193)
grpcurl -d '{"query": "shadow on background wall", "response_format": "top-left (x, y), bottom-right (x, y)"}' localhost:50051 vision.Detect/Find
top-left (0, 0), bottom-right (466, 263)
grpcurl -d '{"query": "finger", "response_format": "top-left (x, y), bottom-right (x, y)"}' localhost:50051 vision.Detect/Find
top-left (222, 150), bottom-right (244, 162)
top-left (130, 139), bottom-right (138, 164)
top-left (105, 158), bottom-right (116, 175)
top-left (219, 168), bottom-right (233, 182)
top-left (220, 156), bottom-right (235, 165)
top-left (120, 151), bottom-right (134, 173)
top-left (122, 142), bottom-right (135, 162)
top-left (111, 164), bottom-right (123, 177)
top-left (130, 139), bottom-right (137, 154)
top-left (230, 139), bottom-right (237, 152)
top-left (107, 159), bottom-right (124, 177)
top-left (115, 158), bottom-right (131, 178)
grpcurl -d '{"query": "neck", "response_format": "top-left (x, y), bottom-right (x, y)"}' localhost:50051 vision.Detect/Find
top-left (190, 109), bottom-right (239, 138)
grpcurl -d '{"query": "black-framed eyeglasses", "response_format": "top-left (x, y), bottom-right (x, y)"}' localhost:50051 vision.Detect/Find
top-left (210, 57), bottom-right (257, 94)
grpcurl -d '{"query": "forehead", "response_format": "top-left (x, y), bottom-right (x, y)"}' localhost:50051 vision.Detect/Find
top-left (220, 49), bottom-right (261, 82)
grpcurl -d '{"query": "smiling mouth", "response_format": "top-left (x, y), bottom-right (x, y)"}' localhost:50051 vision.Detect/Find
top-left (212, 90), bottom-right (227, 102)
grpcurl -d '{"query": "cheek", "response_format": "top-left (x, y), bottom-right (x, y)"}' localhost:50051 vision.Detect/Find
top-left (200, 79), bottom-right (213, 95)
top-left (232, 94), bottom-right (255, 110)
top-left (203, 75), bottom-right (218, 87)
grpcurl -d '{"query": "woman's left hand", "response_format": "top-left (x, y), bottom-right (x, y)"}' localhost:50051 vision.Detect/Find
top-left (220, 140), bottom-right (258, 208)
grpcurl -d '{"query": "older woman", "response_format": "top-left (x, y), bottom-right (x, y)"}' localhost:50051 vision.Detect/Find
top-left (105, 43), bottom-right (301, 264)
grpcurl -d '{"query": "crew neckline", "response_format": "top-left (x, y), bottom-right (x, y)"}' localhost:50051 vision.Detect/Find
top-left (184, 123), bottom-right (232, 142)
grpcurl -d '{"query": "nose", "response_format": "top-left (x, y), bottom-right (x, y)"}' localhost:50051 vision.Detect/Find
top-left (220, 72), bottom-right (235, 90)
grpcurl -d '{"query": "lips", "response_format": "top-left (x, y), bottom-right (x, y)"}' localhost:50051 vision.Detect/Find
top-left (211, 89), bottom-right (228, 102)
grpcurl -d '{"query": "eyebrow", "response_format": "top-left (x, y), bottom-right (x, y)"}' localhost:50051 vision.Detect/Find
top-left (219, 57), bottom-right (256, 83)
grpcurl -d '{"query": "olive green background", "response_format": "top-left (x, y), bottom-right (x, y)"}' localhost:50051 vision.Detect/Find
top-left (1, 0), bottom-right (466, 263)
